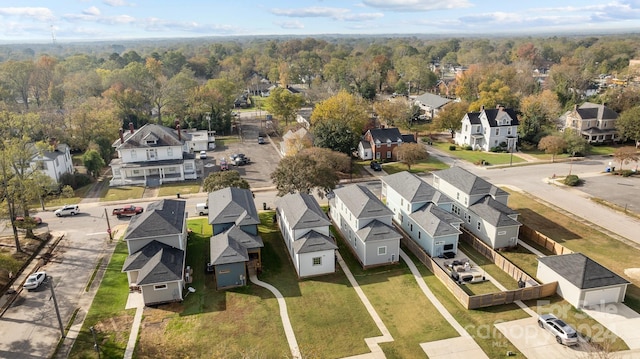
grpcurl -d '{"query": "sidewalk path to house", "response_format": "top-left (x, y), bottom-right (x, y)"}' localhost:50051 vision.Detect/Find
top-left (399, 249), bottom-right (489, 359)
top-left (249, 274), bottom-right (301, 359)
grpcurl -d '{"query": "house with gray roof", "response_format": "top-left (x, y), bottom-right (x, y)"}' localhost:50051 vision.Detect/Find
top-left (432, 166), bottom-right (521, 249)
top-left (537, 253), bottom-right (629, 308)
top-left (209, 226), bottom-right (263, 289)
top-left (280, 127), bottom-right (313, 156)
top-left (121, 199), bottom-right (188, 306)
top-left (208, 187), bottom-right (260, 235)
top-left (414, 92), bottom-right (452, 119)
top-left (330, 184), bottom-right (401, 268)
top-left (276, 193), bottom-right (337, 277)
top-left (381, 171), bottom-right (462, 257)
top-left (110, 122), bottom-right (197, 187)
top-left (29, 142), bottom-right (74, 185)
top-left (564, 102), bottom-right (619, 144)
top-left (359, 127), bottom-right (404, 161)
top-left (454, 105), bottom-right (519, 152)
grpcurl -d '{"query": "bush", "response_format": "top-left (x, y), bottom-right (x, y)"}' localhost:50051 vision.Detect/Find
top-left (449, 145), bottom-right (456, 151)
top-left (621, 170), bottom-right (635, 177)
top-left (59, 172), bottom-right (93, 190)
top-left (464, 145), bottom-right (473, 150)
top-left (564, 174), bottom-right (582, 186)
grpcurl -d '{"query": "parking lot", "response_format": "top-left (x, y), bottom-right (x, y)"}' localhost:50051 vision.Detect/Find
top-left (200, 114), bottom-right (281, 189)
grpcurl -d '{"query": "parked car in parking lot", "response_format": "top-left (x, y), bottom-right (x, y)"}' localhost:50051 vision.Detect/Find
top-left (231, 153), bottom-right (250, 166)
top-left (219, 158), bottom-right (229, 171)
top-left (55, 204), bottom-right (79, 217)
top-left (258, 136), bottom-right (265, 144)
top-left (24, 271), bottom-right (47, 291)
top-left (199, 150), bottom-right (207, 159)
top-left (538, 313), bottom-right (579, 346)
top-left (370, 160), bottom-right (382, 171)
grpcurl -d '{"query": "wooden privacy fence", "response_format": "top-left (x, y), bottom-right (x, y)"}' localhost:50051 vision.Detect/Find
top-left (519, 225), bottom-right (573, 255)
top-left (399, 226), bottom-right (557, 309)
top-left (459, 229), bottom-right (537, 285)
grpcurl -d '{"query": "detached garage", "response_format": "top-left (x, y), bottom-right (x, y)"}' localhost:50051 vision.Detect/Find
top-left (537, 253), bottom-right (629, 308)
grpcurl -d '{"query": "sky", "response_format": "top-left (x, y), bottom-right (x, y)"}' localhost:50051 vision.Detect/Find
top-left (2, 0), bottom-right (640, 43)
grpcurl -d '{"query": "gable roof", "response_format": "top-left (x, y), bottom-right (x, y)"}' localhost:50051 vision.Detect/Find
top-left (382, 171), bottom-right (452, 205)
top-left (575, 102), bottom-right (618, 121)
top-left (124, 199), bottom-right (186, 240)
top-left (210, 234), bottom-right (249, 265)
top-left (415, 93), bottom-right (452, 109)
top-left (122, 240), bottom-right (184, 285)
top-left (282, 127), bottom-right (310, 141)
top-left (208, 187), bottom-right (260, 226)
top-left (292, 230), bottom-right (337, 254)
top-left (401, 134), bottom-right (417, 143)
top-left (30, 143), bottom-right (69, 162)
top-left (333, 184), bottom-right (392, 219)
top-left (469, 196), bottom-right (520, 227)
top-left (113, 123), bottom-right (186, 150)
top-left (433, 167), bottom-right (507, 198)
top-left (482, 107), bottom-right (520, 127)
top-left (356, 219), bottom-right (402, 242)
top-left (368, 128), bottom-right (403, 143)
top-left (276, 193), bottom-right (330, 230)
top-left (465, 112), bottom-right (481, 125)
top-left (538, 253), bottom-right (629, 289)
top-left (409, 203), bottom-right (463, 237)
top-left (215, 226), bottom-right (264, 250)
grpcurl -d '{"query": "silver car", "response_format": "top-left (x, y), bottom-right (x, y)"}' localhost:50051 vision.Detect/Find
top-left (24, 271), bottom-right (47, 291)
top-left (55, 204), bottom-right (79, 217)
top-left (538, 313), bottom-right (579, 345)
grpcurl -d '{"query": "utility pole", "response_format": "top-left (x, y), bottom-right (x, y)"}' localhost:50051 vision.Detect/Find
top-left (104, 208), bottom-right (112, 240)
top-left (48, 276), bottom-right (65, 338)
top-left (90, 326), bottom-right (101, 358)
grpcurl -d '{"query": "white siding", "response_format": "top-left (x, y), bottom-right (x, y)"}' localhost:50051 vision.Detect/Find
top-left (298, 250), bottom-right (335, 277)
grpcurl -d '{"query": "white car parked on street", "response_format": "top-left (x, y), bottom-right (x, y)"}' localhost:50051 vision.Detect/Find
top-left (54, 204), bottom-right (79, 217)
top-left (23, 271), bottom-right (47, 291)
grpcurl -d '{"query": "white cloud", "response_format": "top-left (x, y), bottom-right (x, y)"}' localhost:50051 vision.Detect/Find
top-left (361, 0), bottom-right (473, 12)
top-left (275, 20), bottom-right (305, 29)
top-left (82, 6), bottom-right (101, 16)
top-left (103, 0), bottom-right (133, 7)
top-left (270, 7), bottom-right (350, 18)
top-left (0, 7), bottom-right (55, 21)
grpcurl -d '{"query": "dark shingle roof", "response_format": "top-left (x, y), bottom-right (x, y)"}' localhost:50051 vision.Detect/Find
top-left (382, 171), bottom-right (452, 205)
top-left (30, 143), bottom-right (69, 161)
top-left (433, 167), bottom-right (507, 198)
top-left (409, 203), bottom-right (462, 237)
top-left (208, 187), bottom-right (260, 226)
top-left (401, 134), bottom-right (417, 143)
top-left (482, 108), bottom-right (520, 127)
top-left (576, 102), bottom-right (618, 120)
top-left (125, 199), bottom-right (185, 240)
top-left (333, 184), bottom-right (392, 219)
top-left (210, 234), bottom-right (249, 265)
top-left (538, 253), bottom-right (629, 289)
top-left (113, 123), bottom-right (186, 150)
top-left (469, 196), bottom-right (520, 227)
top-left (292, 230), bottom-right (337, 254)
top-left (214, 226), bottom-right (264, 250)
top-left (122, 240), bottom-right (184, 285)
top-left (368, 128), bottom-right (403, 143)
top-left (466, 112), bottom-right (481, 125)
top-left (276, 193), bottom-right (330, 230)
top-left (356, 219), bottom-right (402, 243)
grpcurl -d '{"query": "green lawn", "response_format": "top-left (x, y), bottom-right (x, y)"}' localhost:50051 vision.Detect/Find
top-left (431, 142), bottom-right (526, 166)
top-left (157, 181), bottom-right (202, 197)
top-left (334, 229), bottom-right (460, 358)
top-left (44, 183), bottom-right (93, 207)
top-left (68, 239), bottom-right (133, 358)
top-left (100, 186), bottom-right (145, 202)
top-left (499, 244), bottom-right (544, 280)
top-left (383, 156), bottom-right (449, 174)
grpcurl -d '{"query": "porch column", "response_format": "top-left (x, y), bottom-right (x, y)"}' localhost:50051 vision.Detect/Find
top-left (180, 164), bottom-right (185, 180)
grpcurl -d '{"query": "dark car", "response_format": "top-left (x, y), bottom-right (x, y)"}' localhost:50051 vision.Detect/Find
top-left (258, 136), bottom-right (265, 144)
top-left (370, 161), bottom-right (382, 171)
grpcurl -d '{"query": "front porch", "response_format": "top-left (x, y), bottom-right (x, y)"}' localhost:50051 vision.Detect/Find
top-left (110, 159), bottom-right (196, 186)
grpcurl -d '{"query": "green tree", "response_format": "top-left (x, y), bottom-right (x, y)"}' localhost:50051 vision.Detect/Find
top-left (299, 147), bottom-right (351, 174)
top-left (394, 143), bottom-right (428, 170)
top-left (433, 101), bottom-right (468, 138)
top-left (538, 135), bottom-right (567, 162)
top-left (616, 106), bottom-right (640, 148)
top-left (270, 154), bottom-right (339, 198)
top-left (563, 129), bottom-right (591, 156)
top-left (310, 90), bottom-right (369, 136)
top-left (311, 120), bottom-right (360, 155)
top-left (202, 170), bottom-right (249, 192)
top-left (83, 149), bottom-right (106, 178)
top-left (469, 79), bottom-right (520, 111)
top-left (614, 147), bottom-right (639, 170)
top-left (30, 171), bottom-right (56, 211)
top-left (519, 90), bottom-right (562, 144)
top-left (263, 87), bottom-right (305, 127)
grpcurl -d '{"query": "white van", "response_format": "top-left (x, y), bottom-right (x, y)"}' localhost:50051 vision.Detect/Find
top-left (195, 203), bottom-right (208, 216)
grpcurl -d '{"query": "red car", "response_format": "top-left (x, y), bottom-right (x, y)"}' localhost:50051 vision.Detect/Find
top-left (15, 216), bottom-right (43, 225)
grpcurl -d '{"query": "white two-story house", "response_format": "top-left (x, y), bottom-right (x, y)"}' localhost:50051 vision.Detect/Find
top-left (454, 105), bottom-right (519, 152)
top-left (432, 167), bottom-right (521, 249)
top-left (110, 123), bottom-right (197, 186)
top-left (29, 142), bottom-right (74, 185)
top-left (276, 193), bottom-right (337, 278)
top-left (330, 184), bottom-right (401, 268)
top-left (381, 171), bottom-right (462, 257)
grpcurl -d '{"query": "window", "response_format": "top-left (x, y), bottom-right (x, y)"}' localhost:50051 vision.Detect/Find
top-left (498, 231), bottom-right (507, 235)
top-left (464, 125), bottom-right (468, 131)
top-left (131, 150), bottom-right (137, 159)
top-left (167, 147), bottom-right (173, 156)
top-left (378, 246), bottom-right (387, 255)
top-left (456, 192), bottom-right (460, 200)
top-left (219, 269), bottom-right (230, 274)
top-left (418, 232), bottom-right (421, 239)
top-left (386, 151), bottom-right (391, 158)
top-left (400, 214), bottom-right (403, 224)
top-left (185, 163), bottom-right (193, 170)
top-left (410, 223), bottom-right (413, 231)
top-left (477, 221), bottom-right (481, 230)
top-left (400, 198), bottom-right (404, 206)
top-left (444, 244), bottom-right (454, 250)
top-left (113, 169), bottom-right (120, 176)
top-left (387, 140), bottom-right (391, 147)
top-left (154, 284), bottom-right (167, 290)
top-left (312, 257), bottom-right (322, 266)
top-left (132, 170), bottom-right (140, 175)
top-left (507, 127), bottom-right (512, 135)
top-left (376, 152), bottom-right (381, 159)
top-left (376, 143), bottom-right (381, 148)
top-left (495, 128), bottom-right (499, 135)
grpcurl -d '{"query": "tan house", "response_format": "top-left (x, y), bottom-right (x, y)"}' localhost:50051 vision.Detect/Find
top-left (564, 102), bottom-right (618, 144)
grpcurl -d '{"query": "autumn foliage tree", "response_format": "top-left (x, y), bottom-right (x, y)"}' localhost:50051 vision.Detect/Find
top-left (613, 147), bottom-right (639, 170)
top-left (538, 135), bottom-right (567, 162)
top-left (203, 170), bottom-right (250, 192)
top-left (270, 153), bottom-right (339, 198)
top-left (394, 143), bottom-right (428, 170)
top-left (433, 101), bottom-right (468, 138)
top-left (310, 90), bottom-right (370, 136)
top-left (616, 106), bottom-right (640, 148)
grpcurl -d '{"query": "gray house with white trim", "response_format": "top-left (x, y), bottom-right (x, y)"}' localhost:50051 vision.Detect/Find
top-left (276, 193), bottom-right (337, 278)
top-left (381, 171), bottom-right (462, 257)
top-left (330, 184), bottom-right (401, 268)
top-left (432, 167), bottom-right (521, 249)
top-left (537, 253), bottom-right (629, 308)
top-left (122, 199), bottom-right (188, 306)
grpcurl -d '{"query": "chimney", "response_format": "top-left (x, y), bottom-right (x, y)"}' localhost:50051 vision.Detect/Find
top-left (119, 128), bottom-right (124, 144)
top-left (574, 104), bottom-right (578, 111)
top-left (177, 124), bottom-right (181, 140)
top-left (129, 122), bottom-right (134, 134)
top-left (481, 105), bottom-right (485, 111)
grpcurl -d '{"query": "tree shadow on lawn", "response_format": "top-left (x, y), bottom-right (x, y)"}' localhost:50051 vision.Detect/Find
top-left (518, 208), bottom-right (582, 242)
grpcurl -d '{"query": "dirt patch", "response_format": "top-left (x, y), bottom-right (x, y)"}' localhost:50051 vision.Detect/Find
top-left (624, 268), bottom-right (640, 282)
